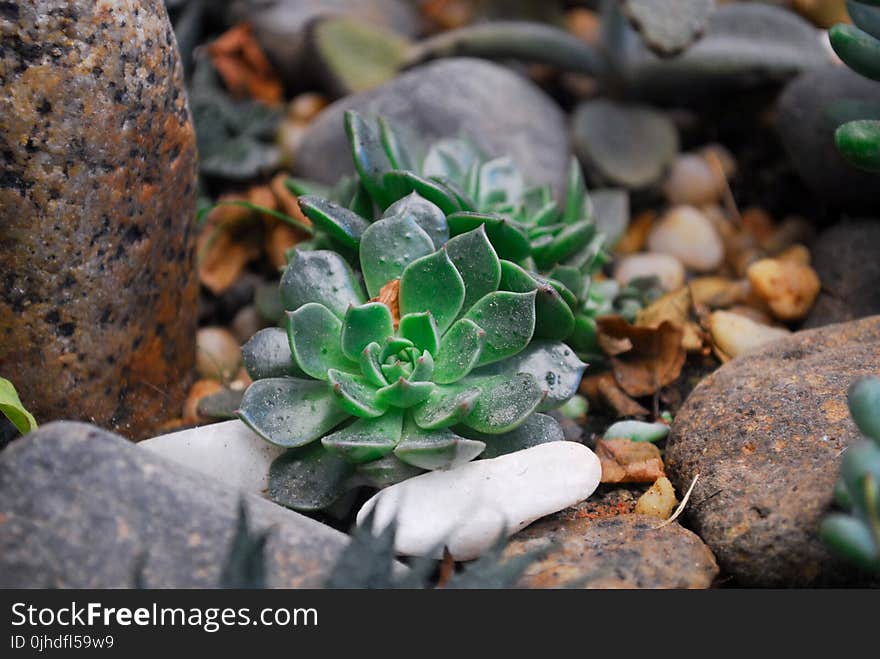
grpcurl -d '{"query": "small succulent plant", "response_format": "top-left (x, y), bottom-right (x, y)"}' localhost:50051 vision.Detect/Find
top-left (289, 110), bottom-right (613, 362)
top-left (829, 1), bottom-right (880, 172)
top-left (820, 376), bottom-right (880, 573)
top-left (239, 201), bottom-right (585, 513)
top-left (0, 376), bottom-right (37, 437)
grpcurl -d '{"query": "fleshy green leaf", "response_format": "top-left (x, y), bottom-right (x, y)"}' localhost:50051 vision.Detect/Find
top-left (830, 23), bottom-right (880, 82)
top-left (328, 369), bottom-right (388, 418)
top-left (399, 249), bottom-right (465, 333)
top-left (238, 377), bottom-right (349, 448)
top-left (281, 250), bottom-right (365, 318)
top-left (433, 318), bottom-right (486, 384)
top-left (398, 312), bottom-right (440, 355)
top-left (446, 211), bottom-right (531, 262)
top-left (382, 170), bottom-right (462, 215)
top-left (463, 373), bottom-right (545, 434)
top-left (288, 304), bottom-right (357, 380)
top-left (840, 441), bottom-right (880, 516)
top-left (412, 383), bottom-right (482, 430)
top-left (0, 377), bottom-right (37, 435)
top-left (445, 226), bottom-right (502, 314)
top-left (462, 413), bottom-right (564, 459)
top-left (835, 120), bottom-right (880, 174)
top-left (603, 420), bottom-right (670, 443)
top-left (359, 214), bottom-right (435, 297)
top-left (531, 220), bottom-right (596, 270)
top-left (409, 350), bottom-right (435, 382)
top-left (322, 408), bottom-right (404, 463)
top-left (242, 327), bottom-right (303, 380)
top-left (380, 336), bottom-right (414, 361)
top-left (297, 195), bottom-right (370, 249)
top-left (477, 157), bottom-right (524, 207)
top-left (471, 340), bottom-right (586, 412)
top-left (394, 422), bottom-right (485, 470)
top-left (354, 453), bottom-right (424, 488)
top-left (422, 137), bottom-right (482, 186)
top-left (820, 513), bottom-right (880, 572)
top-left (376, 377), bottom-right (435, 408)
top-left (463, 291), bottom-right (536, 366)
top-left (849, 377), bottom-right (880, 442)
top-left (379, 116), bottom-right (417, 171)
top-left (384, 192), bottom-right (448, 248)
top-left (346, 111), bottom-right (394, 207)
top-left (359, 342), bottom-right (388, 388)
top-left (341, 302), bottom-right (395, 361)
top-left (569, 314), bottom-right (601, 357)
top-left (499, 261), bottom-right (575, 341)
top-left (269, 442), bottom-right (354, 511)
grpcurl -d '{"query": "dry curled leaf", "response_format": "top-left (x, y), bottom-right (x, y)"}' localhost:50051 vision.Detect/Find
top-left (636, 287), bottom-right (704, 352)
top-left (207, 23), bottom-right (283, 105)
top-left (597, 316), bottom-right (686, 398)
top-left (596, 438), bottom-right (665, 484)
top-left (198, 221), bottom-right (261, 295)
top-left (580, 372), bottom-right (650, 417)
top-left (373, 279), bottom-right (401, 328)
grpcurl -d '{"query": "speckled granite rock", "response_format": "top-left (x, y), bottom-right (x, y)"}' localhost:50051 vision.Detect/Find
top-left (505, 512), bottom-right (718, 589)
top-left (293, 58), bottom-right (571, 194)
top-left (803, 220), bottom-right (880, 328)
top-left (666, 316), bottom-right (880, 586)
top-left (0, 1), bottom-right (198, 438)
top-left (0, 422), bottom-right (347, 588)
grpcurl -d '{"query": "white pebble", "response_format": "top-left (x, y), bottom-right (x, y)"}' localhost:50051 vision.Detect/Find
top-left (648, 205), bottom-right (725, 272)
top-left (663, 154), bottom-right (722, 205)
top-left (614, 252), bottom-right (686, 291)
top-left (356, 442), bottom-right (602, 560)
top-left (710, 310), bottom-right (791, 359)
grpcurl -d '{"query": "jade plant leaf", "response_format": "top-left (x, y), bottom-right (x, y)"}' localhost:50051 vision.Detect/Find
top-left (399, 249), bottom-right (465, 333)
top-left (346, 110), bottom-right (394, 207)
top-left (499, 260), bottom-right (575, 341)
top-left (322, 408), bottom-right (405, 463)
top-left (328, 369), bottom-right (388, 418)
top-left (376, 376), bottom-right (435, 408)
top-left (382, 170), bottom-right (462, 215)
top-left (385, 193), bottom-right (449, 248)
top-left (359, 342), bottom-right (388, 388)
top-left (398, 312), bottom-right (440, 355)
top-left (445, 226), bottom-right (502, 313)
top-left (835, 120), bottom-right (880, 173)
top-left (269, 442), bottom-right (354, 511)
top-left (433, 318), bottom-right (487, 384)
top-left (341, 302), bottom-right (395, 361)
top-left (359, 214), bottom-right (435, 297)
top-left (394, 423), bottom-right (485, 470)
top-left (288, 304), bottom-right (357, 380)
top-left (463, 291), bottom-right (536, 366)
top-left (462, 412), bottom-right (564, 459)
top-left (297, 195), bottom-right (371, 249)
top-left (447, 212), bottom-right (531, 262)
top-left (281, 250), bottom-right (366, 319)
top-left (0, 377), bottom-right (37, 435)
top-left (412, 384), bottom-right (482, 430)
top-left (242, 327), bottom-right (304, 380)
top-left (238, 378), bottom-right (349, 448)
top-left (463, 373), bottom-right (545, 434)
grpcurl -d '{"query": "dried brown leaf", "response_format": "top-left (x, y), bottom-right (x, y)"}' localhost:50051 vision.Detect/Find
top-left (373, 279), bottom-right (401, 328)
top-left (207, 23), bottom-right (283, 105)
top-left (596, 438), bottom-right (665, 484)
top-left (580, 372), bottom-right (650, 417)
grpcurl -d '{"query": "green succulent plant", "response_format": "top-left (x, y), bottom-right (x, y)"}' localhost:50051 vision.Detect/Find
top-left (0, 376), bottom-right (37, 436)
top-left (820, 376), bottom-right (880, 573)
top-left (288, 110), bottom-right (615, 362)
top-left (238, 203), bottom-right (585, 513)
top-left (829, 1), bottom-right (880, 172)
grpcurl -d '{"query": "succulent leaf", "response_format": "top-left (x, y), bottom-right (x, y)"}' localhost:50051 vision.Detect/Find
top-left (463, 412), bottom-right (564, 459)
top-left (378, 115), bottom-right (417, 171)
top-left (382, 170), bottom-right (462, 215)
top-left (242, 327), bottom-right (303, 380)
top-left (477, 157), bottom-right (524, 207)
top-left (531, 220), bottom-right (596, 271)
top-left (322, 408), bottom-right (405, 463)
top-left (297, 195), bottom-right (371, 250)
top-left (413, 384), bottom-right (482, 430)
top-left (849, 377), bottom-right (880, 442)
top-left (328, 369), bottom-right (388, 418)
top-left (422, 138), bottom-right (482, 184)
top-left (463, 373), bottom-right (545, 434)
top-left (835, 120), bottom-right (880, 173)
top-left (359, 214), bottom-right (435, 297)
top-left (445, 226), bottom-right (502, 313)
top-left (238, 377), bottom-right (349, 448)
top-left (399, 249), bottom-right (466, 333)
top-left (820, 513), bottom-right (880, 572)
top-left (288, 304), bottom-right (357, 380)
top-left (359, 342), bottom-right (388, 388)
top-left (346, 110), bottom-right (394, 207)
top-left (394, 421), bottom-right (485, 470)
top-left (830, 23), bottom-right (880, 82)
top-left (385, 193), bottom-right (449, 248)
top-left (281, 250), bottom-right (366, 318)
top-left (563, 157), bottom-right (591, 224)
top-left (447, 211), bottom-right (531, 262)
top-left (376, 377), bottom-right (435, 408)
top-left (269, 442), bottom-right (354, 511)
top-left (341, 302), bottom-right (395, 361)
top-left (463, 291), bottom-right (536, 367)
top-left (398, 312), bottom-right (440, 355)
top-left (433, 322), bottom-right (486, 388)
top-left (499, 261), bottom-right (575, 340)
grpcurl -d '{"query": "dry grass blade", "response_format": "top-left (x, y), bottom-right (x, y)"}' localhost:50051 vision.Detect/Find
top-left (653, 473), bottom-right (699, 529)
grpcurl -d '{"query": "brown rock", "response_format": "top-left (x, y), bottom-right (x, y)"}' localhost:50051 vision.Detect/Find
top-left (0, 1), bottom-right (198, 438)
top-left (596, 438), bottom-right (665, 484)
top-left (506, 513), bottom-right (718, 589)
top-left (666, 316), bottom-right (880, 585)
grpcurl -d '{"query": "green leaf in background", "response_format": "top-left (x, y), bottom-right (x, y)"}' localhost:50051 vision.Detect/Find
top-left (0, 377), bottom-right (37, 435)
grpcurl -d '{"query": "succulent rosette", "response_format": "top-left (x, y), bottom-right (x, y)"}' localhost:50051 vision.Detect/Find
top-left (239, 200), bottom-right (586, 512)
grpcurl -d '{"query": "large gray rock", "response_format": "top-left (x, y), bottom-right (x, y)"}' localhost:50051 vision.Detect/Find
top-left (0, 422), bottom-right (347, 588)
top-left (777, 65), bottom-right (880, 211)
top-left (293, 58), bottom-right (571, 194)
top-left (666, 317), bottom-right (880, 586)
top-left (0, 0), bottom-right (198, 438)
top-left (804, 220), bottom-right (880, 328)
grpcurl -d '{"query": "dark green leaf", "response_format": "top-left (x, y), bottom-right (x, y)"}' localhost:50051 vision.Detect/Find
top-left (297, 195), bottom-right (370, 249)
top-left (398, 312), bottom-right (440, 356)
top-left (281, 250), bottom-right (366, 318)
top-left (269, 442), bottom-right (354, 511)
top-left (447, 211), bottom-right (531, 262)
top-left (382, 170), bottom-right (462, 215)
top-left (399, 249), bottom-right (466, 333)
top-left (499, 261), bottom-right (575, 340)
top-left (463, 291), bottom-right (536, 366)
top-left (359, 214), bottom-right (435, 297)
top-left (322, 408), bottom-right (405, 463)
top-left (463, 373), bottom-right (545, 434)
top-left (346, 111), bottom-right (394, 207)
top-left (433, 318), bottom-right (486, 384)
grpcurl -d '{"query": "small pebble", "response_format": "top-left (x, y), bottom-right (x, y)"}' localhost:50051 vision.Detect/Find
top-left (196, 327), bottom-right (242, 381)
top-left (710, 310), bottom-right (791, 359)
top-left (603, 420), bottom-right (670, 443)
top-left (647, 205), bottom-right (725, 272)
top-left (231, 305), bottom-right (265, 344)
top-left (746, 258), bottom-right (821, 321)
top-left (635, 476), bottom-right (679, 520)
top-left (689, 276), bottom-right (748, 308)
top-left (663, 154), bottom-right (723, 206)
top-left (614, 252), bottom-right (685, 291)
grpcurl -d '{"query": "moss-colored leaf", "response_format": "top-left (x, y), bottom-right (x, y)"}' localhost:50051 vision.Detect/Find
top-left (242, 327), bottom-right (303, 380)
top-left (398, 312), bottom-right (440, 356)
top-left (322, 408), bottom-right (404, 463)
top-left (412, 383), bottom-right (482, 430)
top-left (445, 226), bottom-right (502, 314)
top-left (463, 291), bottom-right (536, 366)
top-left (446, 211), bottom-right (531, 262)
top-left (281, 249), bottom-right (365, 318)
top-left (382, 170), bottom-right (462, 215)
top-left (849, 377), bottom-right (880, 442)
top-left (359, 342), bottom-right (388, 388)
top-left (463, 373), bottom-right (545, 434)
top-left (499, 261), bottom-right (575, 341)
top-left (835, 119), bottom-right (880, 173)
top-left (297, 195), bottom-right (370, 249)
top-left (531, 220), bottom-right (596, 270)
top-left (399, 249), bottom-right (465, 333)
top-left (433, 318), bottom-right (486, 384)
top-left (269, 442), bottom-right (354, 511)
top-left (394, 422), bottom-right (485, 470)
top-left (0, 377), bottom-right (37, 435)
top-left (820, 513), bottom-right (880, 572)
top-left (359, 214), bottom-right (435, 297)
top-left (830, 23), bottom-right (880, 82)
top-left (288, 303), bottom-right (357, 380)
top-left (461, 412), bottom-right (564, 459)
top-left (376, 377), bottom-right (435, 409)
top-left (563, 157), bottom-right (590, 224)
top-left (238, 377), bottom-right (349, 448)
top-left (341, 302), bottom-right (395, 361)
top-left (328, 369), bottom-right (388, 418)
